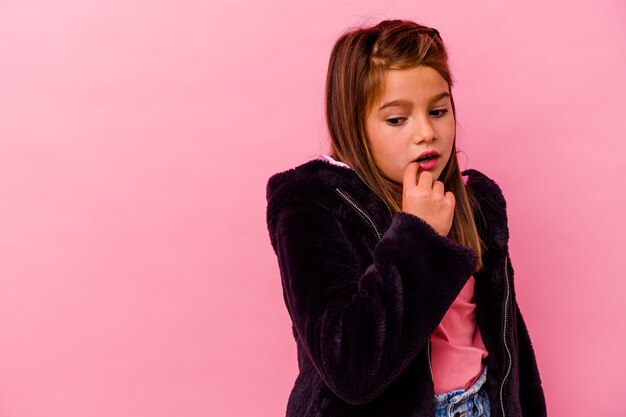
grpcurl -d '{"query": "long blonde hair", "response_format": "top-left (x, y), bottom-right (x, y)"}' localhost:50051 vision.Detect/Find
top-left (324, 19), bottom-right (485, 272)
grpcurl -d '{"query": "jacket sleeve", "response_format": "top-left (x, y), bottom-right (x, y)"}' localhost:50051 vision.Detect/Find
top-left (514, 300), bottom-right (548, 417)
top-left (272, 202), bottom-right (478, 405)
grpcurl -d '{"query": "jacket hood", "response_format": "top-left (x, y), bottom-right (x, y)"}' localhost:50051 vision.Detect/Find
top-left (266, 158), bottom-right (509, 256)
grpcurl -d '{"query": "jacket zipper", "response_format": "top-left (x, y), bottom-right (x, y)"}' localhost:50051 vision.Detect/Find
top-left (427, 338), bottom-right (433, 380)
top-left (335, 188), bottom-right (382, 241)
top-left (350, 170), bottom-right (394, 224)
top-left (499, 255), bottom-right (512, 417)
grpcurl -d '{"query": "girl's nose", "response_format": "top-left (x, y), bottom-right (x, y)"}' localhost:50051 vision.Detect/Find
top-left (413, 120), bottom-right (436, 143)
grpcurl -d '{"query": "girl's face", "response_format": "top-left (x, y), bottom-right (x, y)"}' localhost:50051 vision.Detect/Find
top-left (365, 65), bottom-right (456, 185)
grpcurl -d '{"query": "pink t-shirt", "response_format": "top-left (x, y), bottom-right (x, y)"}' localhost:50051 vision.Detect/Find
top-left (430, 275), bottom-right (489, 394)
top-left (315, 154), bottom-right (489, 393)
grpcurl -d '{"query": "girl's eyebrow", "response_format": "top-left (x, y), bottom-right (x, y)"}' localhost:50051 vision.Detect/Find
top-left (379, 92), bottom-right (450, 110)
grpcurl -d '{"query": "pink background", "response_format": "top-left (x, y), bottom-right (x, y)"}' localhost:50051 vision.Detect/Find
top-left (1, 0), bottom-right (624, 416)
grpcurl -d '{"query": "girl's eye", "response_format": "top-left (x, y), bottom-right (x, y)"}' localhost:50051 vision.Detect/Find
top-left (386, 117), bottom-right (406, 126)
top-left (430, 108), bottom-right (449, 117)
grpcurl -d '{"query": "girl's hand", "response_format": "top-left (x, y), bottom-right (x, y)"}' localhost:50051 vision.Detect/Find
top-left (401, 162), bottom-right (455, 237)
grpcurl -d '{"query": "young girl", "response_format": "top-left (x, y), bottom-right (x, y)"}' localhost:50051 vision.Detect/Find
top-left (266, 19), bottom-right (546, 417)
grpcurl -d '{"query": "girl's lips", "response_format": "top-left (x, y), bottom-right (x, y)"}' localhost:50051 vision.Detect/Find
top-left (418, 156), bottom-right (438, 170)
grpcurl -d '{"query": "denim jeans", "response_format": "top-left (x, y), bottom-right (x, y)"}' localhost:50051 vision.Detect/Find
top-left (434, 364), bottom-right (491, 417)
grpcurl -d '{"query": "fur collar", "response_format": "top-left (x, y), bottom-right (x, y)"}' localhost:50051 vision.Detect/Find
top-left (266, 158), bottom-right (509, 256)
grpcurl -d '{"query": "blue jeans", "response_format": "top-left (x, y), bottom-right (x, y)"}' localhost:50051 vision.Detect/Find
top-left (434, 364), bottom-right (491, 417)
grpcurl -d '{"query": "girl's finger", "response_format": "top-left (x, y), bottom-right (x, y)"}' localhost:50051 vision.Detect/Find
top-left (403, 161), bottom-right (419, 188)
top-left (417, 169), bottom-right (433, 191)
top-left (433, 180), bottom-right (445, 195)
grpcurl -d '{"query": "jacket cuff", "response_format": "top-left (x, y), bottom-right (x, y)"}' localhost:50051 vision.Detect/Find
top-left (376, 211), bottom-right (478, 278)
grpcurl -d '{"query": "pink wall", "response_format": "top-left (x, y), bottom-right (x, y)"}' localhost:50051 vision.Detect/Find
top-left (0, 0), bottom-right (624, 416)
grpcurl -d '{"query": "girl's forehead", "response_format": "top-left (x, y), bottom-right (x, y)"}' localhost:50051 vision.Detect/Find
top-left (376, 69), bottom-right (449, 107)
top-left (382, 66), bottom-right (448, 91)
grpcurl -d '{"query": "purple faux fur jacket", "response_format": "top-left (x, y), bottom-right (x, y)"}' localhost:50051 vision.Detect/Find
top-left (265, 158), bottom-right (547, 417)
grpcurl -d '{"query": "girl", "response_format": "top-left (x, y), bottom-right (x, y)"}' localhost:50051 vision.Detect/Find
top-left (266, 19), bottom-right (546, 417)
